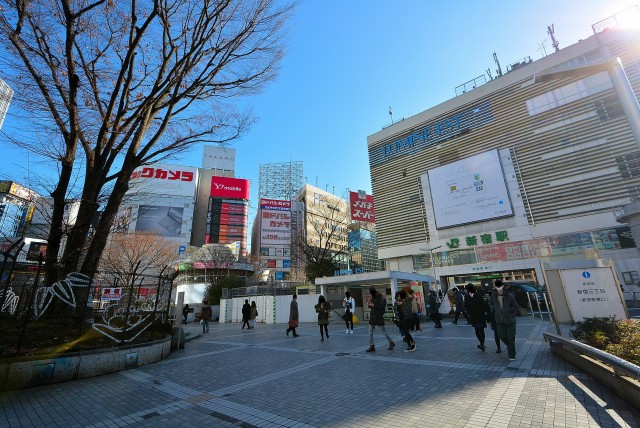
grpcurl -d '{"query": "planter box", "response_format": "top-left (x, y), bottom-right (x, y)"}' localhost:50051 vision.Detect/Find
top-left (0, 336), bottom-right (171, 392)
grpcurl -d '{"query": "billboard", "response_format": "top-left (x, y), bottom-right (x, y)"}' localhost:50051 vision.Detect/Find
top-left (135, 205), bottom-right (184, 237)
top-left (260, 199), bottom-right (291, 247)
top-left (129, 164), bottom-right (197, 197)
top-left (349, 191), bottom-right (375, 222)
top-left (210, 176), bottom-right (250, 200)
top-left (207, 197), bottom-right (248, 254)
top-left (560, 268), bottom-right (627, 322)
top-left (203, 146), bottom-right (236, 170)
top-left (425, 149), bottom-right (513, 229)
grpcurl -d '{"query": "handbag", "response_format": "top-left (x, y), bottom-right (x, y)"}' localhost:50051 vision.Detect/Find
top-left (352, 314), bottom-right (359, 324)
top-left (288, 319), bottom-right (298, 329)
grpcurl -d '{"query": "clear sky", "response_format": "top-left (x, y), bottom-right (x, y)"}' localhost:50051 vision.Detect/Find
top-left (1, 0), bottom-right (638, 224)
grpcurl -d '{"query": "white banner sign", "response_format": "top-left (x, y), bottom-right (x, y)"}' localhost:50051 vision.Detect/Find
top-left (560, 267), bottom-right (627, 322)
top-left (203, 146), bottom-right (236, 170)
top-left (260, 209), bottom-right (291, 246)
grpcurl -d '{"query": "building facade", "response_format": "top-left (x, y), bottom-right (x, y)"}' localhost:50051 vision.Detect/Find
top-left (367, 26), bottom-right (640, 293)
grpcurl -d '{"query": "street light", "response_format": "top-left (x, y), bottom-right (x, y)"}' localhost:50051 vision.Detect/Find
top-left (418, 245), bottom-right (442, 291)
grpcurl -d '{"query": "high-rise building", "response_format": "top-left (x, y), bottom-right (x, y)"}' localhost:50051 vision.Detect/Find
top-left (0, 181), bottom-right (38, 239)
top-left (0, 78), bottom-right (13, 130)
top-left (258, 161), bottom-right (303, 200)
top-left (367, 20), bottom-right (640, 292)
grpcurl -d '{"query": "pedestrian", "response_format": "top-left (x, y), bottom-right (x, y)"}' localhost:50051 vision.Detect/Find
top-left (464, 284), bottom-right (489, 351)
top-left (343, 291), bottom-right (355, 334)
top-left (182, 304), bottom-right (189, 325)
top-left (428, 290), bottom-right (442, 328)
top-left (200, 300), bottom-right (212, 334)
top-left (488, 279), bottom-right (521, 361)
top-left (398, 290), bottom-right (416, 351)
top-left (392, 291), bottom-right (406, 339)
top-left (285, 294), bottom-right (300, 337)
top-left (366, 287), bottom-right (395, 352)
top-left (409, 290), bottom-right (421, 332)
top-left (241, 299), bottom-right (251, 330)
top-left (314, 295), bottom-right (331, 341)
top-left (452, 287), bottom-right (470, 324)
top-left (487, 288), bottom-right (502, 353)
top-left (249, 301), bottom-right (257, 329)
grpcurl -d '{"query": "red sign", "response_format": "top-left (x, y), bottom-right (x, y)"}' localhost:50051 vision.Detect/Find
top-left (475, 238), bottom-right (551, 262)
top-left (210, 176), bottom-right (250, 200)
top-left (102, 288), bottom-right (122, 300)
top-left (130, 167), bottom-right (193, 181)
top-left (259, 198), bottom-right (291, 210)
top-left (349, 191), bottom-right (376, 222)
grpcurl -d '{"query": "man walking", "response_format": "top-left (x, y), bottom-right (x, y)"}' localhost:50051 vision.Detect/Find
top-left (452, 287), bottom-right (470, 324)
top-left (464, 284), bottom-right (488, 351)
top-left (488, 280), bottom-right (520, 361)
top-left (285, 294), bottom-right (300, 337)
top-left (427, 290), bottom-right (442, 328)
top-left (200, 300), bottom-right (212, 334)
top-left (398, 290), bottom-right (416, 351)
top-left (366, 287), bottom-right (395, 352)
top-left (241, 299), bottom-right (251, 330)
top-left (409, 290), bottom-right (421, 332)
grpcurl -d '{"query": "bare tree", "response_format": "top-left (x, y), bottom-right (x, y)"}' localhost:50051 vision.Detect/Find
top-left (292, 193), bottom-right (351, 281)
top-left (192, 243), bottom-right (240, 304)
top-left (0, 0), bottom-right (293, 285)
top-left (99, 232), bottom-right (176, 288)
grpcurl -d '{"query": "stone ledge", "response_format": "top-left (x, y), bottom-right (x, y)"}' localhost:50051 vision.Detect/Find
top-left (0, 336), bottom-right (171, 392)
top-left (549, 341), bottom-right (640, 410)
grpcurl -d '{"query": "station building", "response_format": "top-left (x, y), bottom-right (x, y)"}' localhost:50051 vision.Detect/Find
top-left (367, 24), bottom-right (640, 294)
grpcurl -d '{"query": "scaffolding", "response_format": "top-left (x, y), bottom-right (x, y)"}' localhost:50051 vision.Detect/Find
top-left (258, 161), bottom-right (303, 200)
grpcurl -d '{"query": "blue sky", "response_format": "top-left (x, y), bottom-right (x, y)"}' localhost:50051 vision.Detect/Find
top-left (1, 0), bottom-right (638, 223)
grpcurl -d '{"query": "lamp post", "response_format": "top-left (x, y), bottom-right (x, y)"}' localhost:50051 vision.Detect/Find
top-left (418, 245), bottom-right (442, 290)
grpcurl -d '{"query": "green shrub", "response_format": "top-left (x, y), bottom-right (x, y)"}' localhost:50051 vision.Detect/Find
top-left (570, 316), bottom-right (617, 349)
top-left (605, 320), bottom-right (640, 366)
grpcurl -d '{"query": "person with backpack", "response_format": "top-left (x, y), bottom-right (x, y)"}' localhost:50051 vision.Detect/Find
top-left (200, 300), bottom-right (212, 334)
top-left (366, 287), bottom-right (395, 352)
top-left (398, 289), bottom-right (416, 352)
top-left (314, 295), bottom-right (332, 341)
top-left (343, 291), bottom-right (355, 334)
top-left (464, 284), bottom-right (489, 351)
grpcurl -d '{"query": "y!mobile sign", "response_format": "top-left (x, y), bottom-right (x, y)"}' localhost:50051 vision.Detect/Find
top-left (259, 198), bottom-right (291, 211)
top-left (349, 191), bottom-right (375, 222)
top-left (210, 176), bottom-right (250, 200)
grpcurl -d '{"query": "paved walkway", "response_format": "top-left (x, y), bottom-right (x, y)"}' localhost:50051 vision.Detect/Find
top-left (1, 318), bottom-right (639, 427)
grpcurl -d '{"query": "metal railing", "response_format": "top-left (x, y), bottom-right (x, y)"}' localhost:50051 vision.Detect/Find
top-left (524, 291), bottom-right (554, 324)
top-left (543, 332), bottom-right (640, 380)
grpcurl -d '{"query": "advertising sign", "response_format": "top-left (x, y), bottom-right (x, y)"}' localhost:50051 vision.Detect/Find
top-left (0, 180), bottom-right (37, 201)
top-left (260, 209), bottom-right (291, 246)
top-left (102, 288), bottom-right (122, 300)
top-left (259, 198), bottom-right (292, 211)
top-left (210, 176), bottom-right (250, 200)
top-left (349, 191), bottom-right (376, 222)
top-left (560, 268), bottom-right (626, 322)
top-left (26, 241), bottom-right (48, 262)
top-left (135, 205), bottom-right (184, 237)
top-left (208, 197), bottom-right (247, 255)
top-left (475, 238), bottom-right (551, 262)
top-left (202, 146), bottom-right (236, 170)
top-left (129, 164), bottom-right (197, 197)
top-left (425, 150), bottom-right (513, 229)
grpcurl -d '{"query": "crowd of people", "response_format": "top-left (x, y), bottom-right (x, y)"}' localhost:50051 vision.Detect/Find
top-left (181, 279), bottom-right (522, 361)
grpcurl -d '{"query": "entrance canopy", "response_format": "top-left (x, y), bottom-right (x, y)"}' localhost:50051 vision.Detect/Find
top-left (315, 270), bottom-right (433, 295)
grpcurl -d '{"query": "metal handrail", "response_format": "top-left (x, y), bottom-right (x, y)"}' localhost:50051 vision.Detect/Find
top-left (543, 332), bottom-right (640, 380)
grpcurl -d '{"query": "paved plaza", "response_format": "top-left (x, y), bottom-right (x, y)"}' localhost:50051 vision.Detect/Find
top-left (1, 318), bottom-right (639, 428)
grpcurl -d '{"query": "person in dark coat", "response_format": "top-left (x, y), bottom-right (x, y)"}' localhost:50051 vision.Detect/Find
top-left (452, 287), bottom-right (470, 324)
top-left (392, 291), bottom-right (406, 339)
top-left (182, 304), bottom-right (189, 325)
top-left (427, 290), bottom-right (442, 328)
top-left (399, 290), bottom-right (416, 351)
top-left (241, 299), bottom-right (251, 330)
top-left (285, 294), bottom-right (300, 337)
top-left (366, 287), bottom-right (395, 352)
top-left (488, 279), bottom-right (521, 360)
top-left (314, 295), bottom-right (331, 341)
top-left (464, 284), bottom-right (489, 351)
top-left (487, 288), bottom-right (502, 353)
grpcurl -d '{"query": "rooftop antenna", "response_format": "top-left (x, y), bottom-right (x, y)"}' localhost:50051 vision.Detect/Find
top-left (388, 106), bottom-right (393, 124)
top-left (548, 24), bottom-right (559, 52)
top-left (493, 52), bottom-right (503, 77)
top-left (486, 68), bottom-right (493, 80)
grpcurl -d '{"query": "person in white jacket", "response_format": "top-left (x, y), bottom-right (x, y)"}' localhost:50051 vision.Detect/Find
top-left (343, 291), bottom-right (355, 334)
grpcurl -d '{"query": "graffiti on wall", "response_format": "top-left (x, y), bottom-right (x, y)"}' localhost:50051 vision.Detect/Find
top-left (1, 287), bottom-right (18, 315)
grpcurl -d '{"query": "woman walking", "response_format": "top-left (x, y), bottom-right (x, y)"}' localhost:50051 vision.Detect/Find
top-left (343, 291), bottom-right (355, 334)
top-left (249, 301), bottom-right (257, 329)
top-left (398, 290), bottom-right (416, 352)
top-left (314, 295), bottom-right (332, 341)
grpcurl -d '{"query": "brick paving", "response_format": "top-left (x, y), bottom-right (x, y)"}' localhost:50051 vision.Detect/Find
top-left (1, 318), bottom-right (639, 427)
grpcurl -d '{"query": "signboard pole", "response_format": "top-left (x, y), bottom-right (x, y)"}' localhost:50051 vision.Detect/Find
top-left (541, 262), bottom-right (561, 335)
